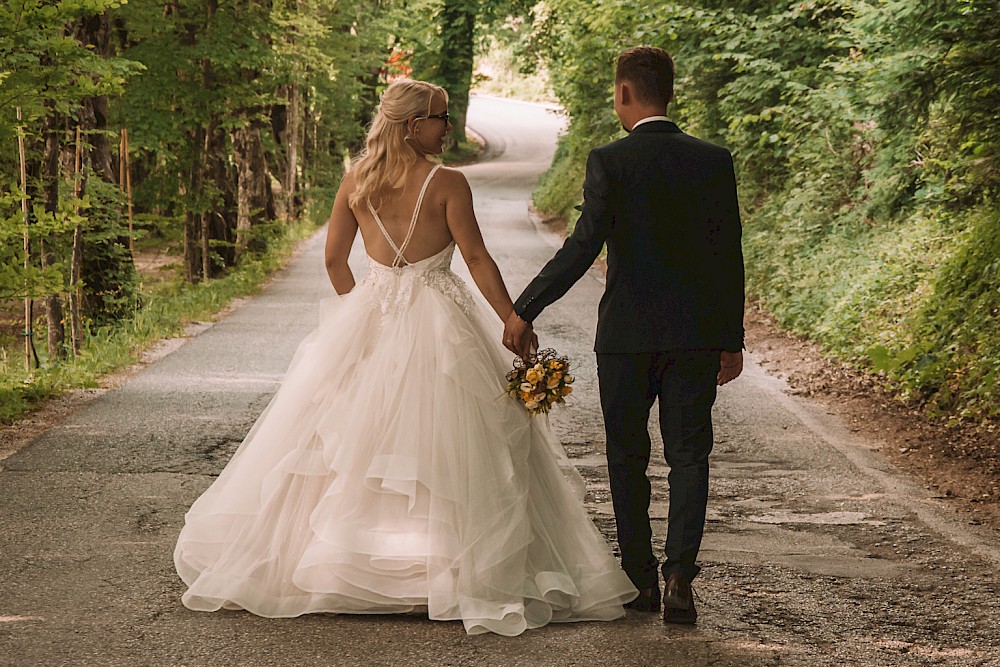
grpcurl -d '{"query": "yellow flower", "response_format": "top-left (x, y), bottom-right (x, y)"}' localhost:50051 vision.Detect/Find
top-left (506, 350), bottom-right (574, 414)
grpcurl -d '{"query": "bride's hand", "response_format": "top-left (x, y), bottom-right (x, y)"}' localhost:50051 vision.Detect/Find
top-left (503, 311), bottom-right (534, 357)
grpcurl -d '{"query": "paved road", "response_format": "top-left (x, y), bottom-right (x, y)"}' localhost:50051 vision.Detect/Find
top-left (2, 97), bottom-right (999, 666)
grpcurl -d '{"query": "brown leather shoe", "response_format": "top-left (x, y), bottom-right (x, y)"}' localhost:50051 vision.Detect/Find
top-left (663, 572), bottom-right (697, 624)
top-left (624, 584), bottom-right (661, 612)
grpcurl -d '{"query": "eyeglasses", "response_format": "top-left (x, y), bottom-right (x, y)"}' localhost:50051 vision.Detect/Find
top-left (419, 112), bottom-right (450, 123)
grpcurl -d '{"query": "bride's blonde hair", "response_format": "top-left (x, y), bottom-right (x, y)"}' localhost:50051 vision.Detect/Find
top-left (349, 79), bottom-right (448, 210)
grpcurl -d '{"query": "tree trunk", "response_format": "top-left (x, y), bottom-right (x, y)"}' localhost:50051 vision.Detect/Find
top-left (40, 110), bottom-right (66, 360)
top-left (184, 209), bottom-right (201, 283)
top-left (74, 8), bottom-right (138, 326)
top-left (438, 0), bottom-right (476, 143)
top-left (201, 210), bottom-right (211, 280)
top-left (69, 125), bottom-right (84, 355)
top-left (232, 118), bottom-right (275, 259)
top-left (351, 65), bottom-right (381, 156)
top-left (16, 107), bottom-right (34, 372)
top-left (196, 117), bottom-right (232, 278)
top-left (69, 225), bottom-right (83, 354)
top-left (183, 124), bottom-right (204, 283)
top-left (209, 125), bottom-right (236, 268)
top-left (285, 81), bottom-right (299, 222)
top-left (74, 12), bottom-right (117, 182)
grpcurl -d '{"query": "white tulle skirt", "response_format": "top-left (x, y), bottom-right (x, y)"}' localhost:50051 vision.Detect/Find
top-left (174, 249), bottom-right (638, 636)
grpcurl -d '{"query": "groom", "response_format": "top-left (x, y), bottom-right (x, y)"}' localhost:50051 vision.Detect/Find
top-left (502, 46), bottom-right (744, 624)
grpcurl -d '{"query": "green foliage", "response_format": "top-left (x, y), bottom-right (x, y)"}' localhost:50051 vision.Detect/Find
top-left (529, 0), bottom-right (1000, 421)
top-left (0, 0), bottom-right (140, 322)
top-left (0, 0), bottom-right (140, 126)
top-left (3, 0), bottom-right (995, 426)
top-left (890, 209), bottom-right (1000, 418)
top-left (78, 179), bottom-right (140, 326)
top-left (0, 0), bottom-right (436, 418)
top-left (533, 134), bottom-right (586, 224)
top-left (401, 0), bottom-right (541, 140)
top-left (403, 0), bottom-right (478, 141)
top-left (0, 195), bottom-right (64, 301)
top-left (473, 31), bottom-right (552, 103)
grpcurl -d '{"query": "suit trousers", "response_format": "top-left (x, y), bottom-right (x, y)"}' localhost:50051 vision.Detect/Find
top-left (597, 350), bottom-right (720, 588)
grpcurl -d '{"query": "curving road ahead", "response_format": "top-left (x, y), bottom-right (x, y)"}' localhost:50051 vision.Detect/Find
top-left (1, 96), bottom-right (998, 667)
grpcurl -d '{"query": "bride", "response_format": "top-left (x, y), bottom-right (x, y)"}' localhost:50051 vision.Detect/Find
top-left (173, 79), bottom-right (638, 636)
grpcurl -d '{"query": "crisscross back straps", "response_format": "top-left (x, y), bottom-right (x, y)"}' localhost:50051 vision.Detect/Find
top-left (366, 164), bottom-right (443, 268)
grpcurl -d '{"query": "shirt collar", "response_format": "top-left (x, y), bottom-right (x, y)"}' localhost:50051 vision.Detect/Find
top-left (631, 115), bottom-right (670, 131)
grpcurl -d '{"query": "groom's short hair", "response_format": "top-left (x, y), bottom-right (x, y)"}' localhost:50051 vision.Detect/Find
top-left (615, 47), bottom-right (675, 107)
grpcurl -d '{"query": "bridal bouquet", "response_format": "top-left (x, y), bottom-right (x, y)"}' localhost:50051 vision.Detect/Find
top-left (506, 348), bottom-right (575, 415)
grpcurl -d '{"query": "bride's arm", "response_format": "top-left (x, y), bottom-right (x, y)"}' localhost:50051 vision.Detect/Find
top-left (324, 172), bottom-right (359, 295)
top-left (444, 170), bottom-right (516, 321)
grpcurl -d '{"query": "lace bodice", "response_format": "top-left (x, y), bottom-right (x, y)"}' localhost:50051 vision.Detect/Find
top-left (360, 165), bottom-right (478, 319)
top-left (363, 243), bottom-right (479, 318)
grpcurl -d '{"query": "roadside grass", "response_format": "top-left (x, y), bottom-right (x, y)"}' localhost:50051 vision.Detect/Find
top-left (0, 217), bottom-right (320, 424)
top-left (443, 136), bottom-right (482, 165)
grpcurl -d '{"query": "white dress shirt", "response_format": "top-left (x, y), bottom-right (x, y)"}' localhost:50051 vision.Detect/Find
top-left (631, 115), bottom-right (670, 130)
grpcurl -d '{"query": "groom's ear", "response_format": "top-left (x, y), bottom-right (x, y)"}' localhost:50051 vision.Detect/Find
top-left (618, 82), bottom-right (632, 106)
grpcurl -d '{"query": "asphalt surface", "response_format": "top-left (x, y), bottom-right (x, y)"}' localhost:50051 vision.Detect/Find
top-left (2, 96), bottom-right (999, 667)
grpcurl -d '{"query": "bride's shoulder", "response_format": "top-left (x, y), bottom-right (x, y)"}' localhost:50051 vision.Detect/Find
top-left (432, 166), bottom-right (471, 190)
top-left (340, 170), bottom-right (358, 190)
top-left (425, 166), bottom-right (471, 213)
top-left (433, 165), bottom-right (466, 180)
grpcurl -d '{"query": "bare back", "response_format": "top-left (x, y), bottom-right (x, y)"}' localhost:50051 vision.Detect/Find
top-left (326, 156), bottom-right (512, 321)
top-left (352, 160), bottom-right (456, 267)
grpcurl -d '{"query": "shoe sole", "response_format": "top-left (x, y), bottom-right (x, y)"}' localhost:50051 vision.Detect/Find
top-left (624, 600), bottom-right (661, 612)
top-left (663, 594), bottom-right (696, 624)
top-left (663, 612), bottom-right (697, 624)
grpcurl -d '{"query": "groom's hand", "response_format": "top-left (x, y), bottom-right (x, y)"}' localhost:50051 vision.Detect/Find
top-left (718, 351), bottom-right (743, 386)
top-left (503, 311), bottom-right (535, 357)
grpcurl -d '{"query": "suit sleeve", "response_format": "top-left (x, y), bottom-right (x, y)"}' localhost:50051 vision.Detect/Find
top-left (513, 150), bottom-right (613, 323)
top-left (717, 151), bottom-right (745, 353)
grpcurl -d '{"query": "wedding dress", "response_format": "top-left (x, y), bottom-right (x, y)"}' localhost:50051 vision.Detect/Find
top-left (174, 164), bottom-right (638, 636)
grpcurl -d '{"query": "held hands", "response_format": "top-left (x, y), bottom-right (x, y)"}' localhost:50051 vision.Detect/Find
top-left (502, 311), bottom-right (538, 358)
top-left (717, 351), bottom-right (743, 386)
top-left (503, 312), bottom-right (741, 381)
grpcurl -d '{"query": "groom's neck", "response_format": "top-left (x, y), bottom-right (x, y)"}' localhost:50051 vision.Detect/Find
top-left (620, 105), bottom-right (668, 132)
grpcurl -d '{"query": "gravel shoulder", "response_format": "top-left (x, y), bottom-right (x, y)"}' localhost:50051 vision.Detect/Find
top-left (744, 304), bottom-right (1000, 537)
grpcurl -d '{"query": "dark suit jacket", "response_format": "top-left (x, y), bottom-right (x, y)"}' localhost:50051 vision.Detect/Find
top-left (514, 120), bottom-right (745, 354)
